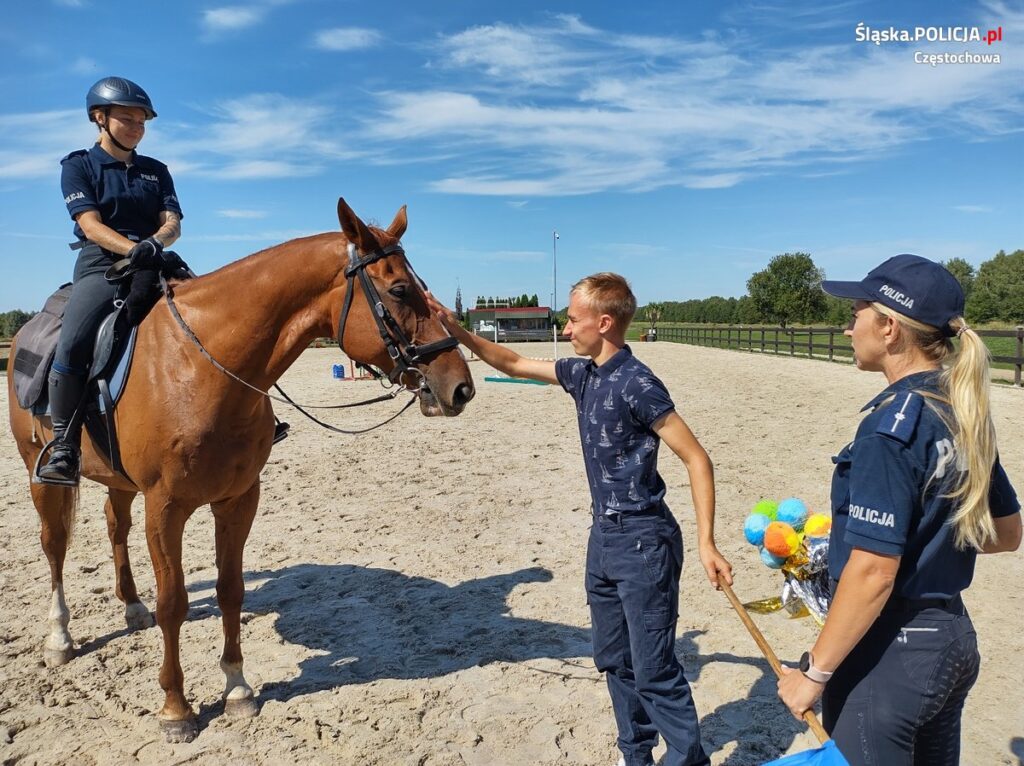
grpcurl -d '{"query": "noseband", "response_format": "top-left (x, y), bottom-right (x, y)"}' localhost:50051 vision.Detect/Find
top-left (337, 242), bottom-right (458, 385)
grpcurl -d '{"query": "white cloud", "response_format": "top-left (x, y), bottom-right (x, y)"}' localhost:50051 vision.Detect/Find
top-left (954, 205), bottom-right (993, 214)
top-left (313, 27), bottom-right (382, 51)
top-left (439, 23), bottom-right (581, 85)
top-left (202, 7), bottom-right (265, 33)
top-left (70, 56), bottom-right (97, 75)
top-left (683, 173), bottom-right (746, 189)
top-left (149, 94), bottom-right (360, 180)
top-left (360, 11), bottom-right (1024, 196)
top-left (0, 110), bottom-right (95, 180)
top-left (217, 160), bottom-right (318, 180)
top-left (218, 209), bottom-right (268, 218)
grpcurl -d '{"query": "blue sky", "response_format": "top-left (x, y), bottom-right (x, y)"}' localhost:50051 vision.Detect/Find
top-left (1, 0), bottom-right (1022, 312)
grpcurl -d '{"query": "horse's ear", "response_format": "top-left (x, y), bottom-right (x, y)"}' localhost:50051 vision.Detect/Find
top-left (387, 205), bottom-right (408, 241)
top-left (337, 197), bottom-right (377, 253)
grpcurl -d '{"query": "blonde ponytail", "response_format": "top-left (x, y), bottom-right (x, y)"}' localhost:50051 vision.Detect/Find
top-left (941, 319), bottom-right (997, 551)
top-left (871, 305), bottom-right (998, 550)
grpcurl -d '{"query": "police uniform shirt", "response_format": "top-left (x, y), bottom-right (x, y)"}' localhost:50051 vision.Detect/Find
top-left (61, 144), bottom-right (183, 243)
top-left (830, 370), bottom-right (1020, 599)
top-left (556, 345), bottom-right (676, 514)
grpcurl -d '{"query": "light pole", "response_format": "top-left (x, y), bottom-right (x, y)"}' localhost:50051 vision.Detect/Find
top-left (552, 230), bottom-right (559, 313)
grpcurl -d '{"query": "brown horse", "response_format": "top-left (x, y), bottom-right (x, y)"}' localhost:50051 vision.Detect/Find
top-left (6, 198), bottom-right (475, 742)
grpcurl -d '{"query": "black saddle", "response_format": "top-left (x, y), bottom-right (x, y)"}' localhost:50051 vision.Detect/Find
top-left (14, 287), bottom-right (142, 483)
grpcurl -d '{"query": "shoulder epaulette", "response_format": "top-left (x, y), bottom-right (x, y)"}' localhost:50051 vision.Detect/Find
top-left (874, 390), bottom-right (923, 445)
top-left (60, 149), bottom-right (89, 163)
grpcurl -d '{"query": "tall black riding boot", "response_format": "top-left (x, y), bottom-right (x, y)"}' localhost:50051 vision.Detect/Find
top-left (37, 369), bottom-right (87, 486)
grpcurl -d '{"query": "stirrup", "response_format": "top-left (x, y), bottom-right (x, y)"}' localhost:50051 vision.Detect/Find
top-left (272, 421), bottom-right (290, 445)
top-left (32, 441), bottom-right (81, 487)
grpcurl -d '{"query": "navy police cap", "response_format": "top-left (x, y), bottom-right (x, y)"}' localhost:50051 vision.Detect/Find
top-left (821, 254), bottom-right (965, 336)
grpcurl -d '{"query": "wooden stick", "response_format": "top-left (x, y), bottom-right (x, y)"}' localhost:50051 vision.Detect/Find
top-left (720, 581), bottom-right (831, 744)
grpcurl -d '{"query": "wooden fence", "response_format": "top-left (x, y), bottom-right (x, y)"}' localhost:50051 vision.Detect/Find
top-left (651, 325), bottom-right (1024, 387)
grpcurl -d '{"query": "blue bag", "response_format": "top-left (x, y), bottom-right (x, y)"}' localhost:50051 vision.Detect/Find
top-left (763, 738), bottom-right (848, 765)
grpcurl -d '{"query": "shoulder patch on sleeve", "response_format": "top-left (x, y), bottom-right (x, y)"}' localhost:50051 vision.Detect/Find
top-left (60, 149), bottom-right (88, 164)
top-left (874, 391), bottom-right (923, 444)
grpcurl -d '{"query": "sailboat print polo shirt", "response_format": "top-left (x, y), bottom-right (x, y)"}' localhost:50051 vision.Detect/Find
top-left (555, 345), bottom-right (676, 515)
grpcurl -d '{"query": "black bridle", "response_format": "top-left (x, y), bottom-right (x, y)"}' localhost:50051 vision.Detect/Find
top-left (156, 240), bottom-right (459, 436)
top-left (337, 242), bottom-right (458, 386)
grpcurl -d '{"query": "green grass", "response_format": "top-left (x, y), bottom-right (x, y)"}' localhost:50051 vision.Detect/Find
top-left (628, 322), bottom-right (1023, 373)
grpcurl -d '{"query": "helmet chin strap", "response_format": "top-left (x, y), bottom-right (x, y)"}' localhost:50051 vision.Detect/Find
top-left (103, 125), bottom-right (135, 154)
top-left (97, 114), bottom-right (135, 154)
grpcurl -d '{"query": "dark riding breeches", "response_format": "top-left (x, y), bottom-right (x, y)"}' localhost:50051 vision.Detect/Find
top-left (53, 249), bottom-right (119, 376)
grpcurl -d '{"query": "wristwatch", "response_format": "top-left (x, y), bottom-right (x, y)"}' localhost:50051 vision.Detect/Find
top-left (799, 651), bottom-right (833, 684)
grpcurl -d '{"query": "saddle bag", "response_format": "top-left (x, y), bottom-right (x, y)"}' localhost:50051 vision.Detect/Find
top-left (11, 283), bottom-right (73, 410)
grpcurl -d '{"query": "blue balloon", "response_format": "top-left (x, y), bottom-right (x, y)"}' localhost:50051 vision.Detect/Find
top-left (760, 546), bottom-right (787, 569)
top-left (777, 497), bottom-right (809, 532)
top-left (744, 514), bottom-right (771, 546)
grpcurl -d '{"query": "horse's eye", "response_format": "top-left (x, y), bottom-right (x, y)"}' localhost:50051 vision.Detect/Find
top-left (389, 284), bottom-right (408, 300)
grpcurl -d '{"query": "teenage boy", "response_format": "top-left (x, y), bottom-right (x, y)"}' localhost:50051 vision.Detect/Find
top-left (429, 273), bottom-right (732, 766)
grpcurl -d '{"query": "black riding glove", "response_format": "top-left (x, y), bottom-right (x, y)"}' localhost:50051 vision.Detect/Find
top-left (161, 250), bottom-right (193, 278)
top-left (127, 236), bottom-right (164, 270)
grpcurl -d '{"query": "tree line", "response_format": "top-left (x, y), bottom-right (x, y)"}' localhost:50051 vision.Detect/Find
top-left (0, 309), bottom-right (34, 338)
top-left (474, 294), bottom-right (541, 308)
top-left (640, 249), bottom-right (1024, 328)
top-left (4, 250), bottom-right (1020, 338)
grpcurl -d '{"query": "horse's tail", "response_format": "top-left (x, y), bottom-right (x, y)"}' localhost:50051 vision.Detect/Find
top-left (63, 485), bottom-right (80, 549)
top-left (26, 481), bottom-right (80, 550)
top-left (55, 485), bottom-right (80, 548)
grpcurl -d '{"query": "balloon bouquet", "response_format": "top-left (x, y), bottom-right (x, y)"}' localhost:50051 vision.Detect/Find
top-left (743, 498), bottom-right (833, 624)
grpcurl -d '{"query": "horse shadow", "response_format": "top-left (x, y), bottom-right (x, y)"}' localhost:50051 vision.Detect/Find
top-left (184, 566), bottom-right (805, 761)
top-left (187, 563), bottom-right (593, 704)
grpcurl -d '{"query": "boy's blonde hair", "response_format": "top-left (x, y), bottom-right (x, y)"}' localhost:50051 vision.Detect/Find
top-left (570, 272), bottom-right (637, 330)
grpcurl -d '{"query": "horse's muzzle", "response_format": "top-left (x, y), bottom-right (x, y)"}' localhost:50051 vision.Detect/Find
top-left (416, 380), bottom-right (474, 417)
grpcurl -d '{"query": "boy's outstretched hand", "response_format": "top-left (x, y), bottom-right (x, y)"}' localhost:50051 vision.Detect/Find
top-left (698, 544), bottom-right (734, 589)
top-left (424, 291), bottom-right (459, 332)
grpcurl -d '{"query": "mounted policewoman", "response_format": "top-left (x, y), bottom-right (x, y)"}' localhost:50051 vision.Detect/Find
top-left (39, 76), bottom-right (184, 485)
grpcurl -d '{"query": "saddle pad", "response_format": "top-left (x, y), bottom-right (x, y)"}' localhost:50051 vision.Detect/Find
top-left (30, 326), bottom-right (139, 417)
top-left (12, 284), bottom-right (73, 409)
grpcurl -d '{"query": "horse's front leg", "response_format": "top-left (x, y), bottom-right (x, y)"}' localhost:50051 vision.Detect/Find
top-left (145, 494), bottom-right (198, 743)
top-left (30, 482), bottom-right (77, 667)
top-left (104, 488), bottom-right (154, 630)
top-left (212, 480), bottom-right (260, 719)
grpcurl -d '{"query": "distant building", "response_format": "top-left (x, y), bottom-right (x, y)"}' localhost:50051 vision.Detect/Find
top-left (466, 306), bottom-right (555, 342)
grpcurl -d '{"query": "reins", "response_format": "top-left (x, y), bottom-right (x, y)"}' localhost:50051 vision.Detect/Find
top-left (159, 275), bottom-right (420, 435)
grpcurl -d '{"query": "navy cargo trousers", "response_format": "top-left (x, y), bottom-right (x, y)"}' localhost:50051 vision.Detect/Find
top-left (586, 507), bottom-right (710, 766)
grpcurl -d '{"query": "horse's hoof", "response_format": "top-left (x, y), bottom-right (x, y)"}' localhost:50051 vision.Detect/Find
top-left (124, 602), bottom-right (155, 630)
top-left (225, 695), bottom-right (259, 719)
top-left (159, 717), bottom-right (198, 743)
top-left (43, 646), bottom-right (74, 667)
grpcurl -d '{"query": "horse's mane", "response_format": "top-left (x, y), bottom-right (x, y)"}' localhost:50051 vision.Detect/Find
top-left (191, 225), bottom-right (400, 286)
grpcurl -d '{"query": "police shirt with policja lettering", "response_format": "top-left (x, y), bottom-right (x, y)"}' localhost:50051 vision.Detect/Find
top-left (829, 370), bottom-right (1019, 600)
top-left (61, 144), bottom-right (182, 244)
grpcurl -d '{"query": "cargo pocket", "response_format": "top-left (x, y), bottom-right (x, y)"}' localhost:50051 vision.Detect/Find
top-left (640, 607), bottom-right (677, 670)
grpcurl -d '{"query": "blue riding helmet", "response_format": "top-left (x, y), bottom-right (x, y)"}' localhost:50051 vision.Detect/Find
top-left (86, 77), bottom-right (156, 121)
